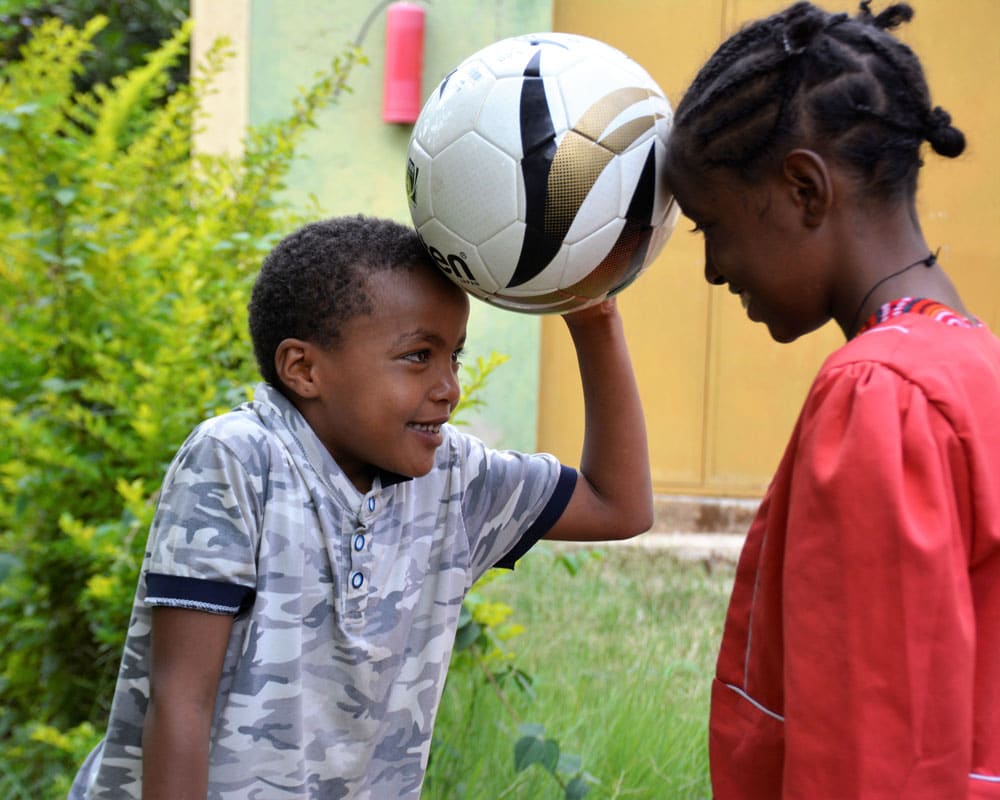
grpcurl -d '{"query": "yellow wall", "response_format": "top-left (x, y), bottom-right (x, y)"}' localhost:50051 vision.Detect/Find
top-left (543, 0), bottom-right (1000, 497)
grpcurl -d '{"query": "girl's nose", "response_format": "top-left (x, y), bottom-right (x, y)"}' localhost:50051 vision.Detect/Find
top-left (704, 244), bottom-right (725, 285)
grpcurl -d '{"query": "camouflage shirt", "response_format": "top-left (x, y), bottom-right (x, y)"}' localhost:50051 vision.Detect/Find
top-left (70, 382), bottom-right (575, 799)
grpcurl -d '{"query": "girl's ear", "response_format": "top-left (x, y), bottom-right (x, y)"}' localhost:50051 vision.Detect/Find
top-left (275, 338), bottom-right (320, 399)
top-left (782, 149), bottom-right (833, 227)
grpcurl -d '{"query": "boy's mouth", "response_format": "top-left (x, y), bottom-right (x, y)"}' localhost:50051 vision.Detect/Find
top-left (408, 422), bottom-right (443, 434)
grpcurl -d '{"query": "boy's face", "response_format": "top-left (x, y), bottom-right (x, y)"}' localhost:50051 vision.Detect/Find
top-left (305, 265), bottom-right (469, 493)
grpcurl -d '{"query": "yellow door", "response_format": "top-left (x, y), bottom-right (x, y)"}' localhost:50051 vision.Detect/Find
top-left (542, 0), bottom-right (1000, 497)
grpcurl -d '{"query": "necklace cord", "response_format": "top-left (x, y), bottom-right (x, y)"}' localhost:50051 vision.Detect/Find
top-left (848, 249), bottom-right (938, 337)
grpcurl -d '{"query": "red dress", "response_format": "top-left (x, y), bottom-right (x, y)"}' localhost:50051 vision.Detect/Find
top-left (710, 307), bottom-right (1000, 799)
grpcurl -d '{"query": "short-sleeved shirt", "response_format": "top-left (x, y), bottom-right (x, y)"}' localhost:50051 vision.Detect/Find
top-left (70, 382), bottom-right (576, 799)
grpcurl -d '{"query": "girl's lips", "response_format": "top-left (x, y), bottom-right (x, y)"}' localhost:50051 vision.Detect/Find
top-left (726, 282), bottom-right (751, 313)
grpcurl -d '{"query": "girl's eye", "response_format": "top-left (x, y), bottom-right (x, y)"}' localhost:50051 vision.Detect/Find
top-left (403, 350), bottom-right (430, 364)
top-left (451, 348), bottom-right (465, 365)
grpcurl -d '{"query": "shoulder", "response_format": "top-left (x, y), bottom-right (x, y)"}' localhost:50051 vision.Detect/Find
top-left (821, 316), bottom-right (997, 388)
top-left (172, 404), bottom-right (283, 480)
top-left (825, 314), bottom-right (1000, 378)
top-left (413, 425), bottom-right (561, 511)
top-left (810, 316), bottom-right (1000, 431)
top-left (436, 424), bottom-right (559, 475)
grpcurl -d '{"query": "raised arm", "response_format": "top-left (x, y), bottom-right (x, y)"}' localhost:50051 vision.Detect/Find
top-left (545, 298), bottom-right (653, 542)
top-left (142, 607), bottom-right (234, 800)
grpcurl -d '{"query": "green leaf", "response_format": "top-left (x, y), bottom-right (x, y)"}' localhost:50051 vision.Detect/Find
top-left (565, 776), bottom-right (591, 799)
top-left (557, 752), bottom-right (583, 774)
top-left (53, 188), bottom-right (77, 206)
top-left (0, 553), bottom-right (20, 583)
top-left (40, 377), bottom-right (85, 394)
top-left (514, 734), bottom-right (559, 774)
top-left (555, 547), bottom-right (604, 576)
top-left (509, 667), bottom-right (535, 699)
top-left (453, 619), bottom-right (481, 652)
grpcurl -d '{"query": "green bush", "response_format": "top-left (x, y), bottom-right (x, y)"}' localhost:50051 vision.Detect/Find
top-left (0, 13), bottom-right (586, 800)
top-left (0, 15), bottom-right (361, 795)
top-left (0, 1), bottom-right (191, 93)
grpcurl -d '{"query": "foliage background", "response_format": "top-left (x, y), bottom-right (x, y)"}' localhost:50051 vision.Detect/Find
top-left (0, 13), bottom-right (361, 795)
top-left (0, 13), bottom-right (617, 798)
top-left (0, 0), bottom-right (189, 92)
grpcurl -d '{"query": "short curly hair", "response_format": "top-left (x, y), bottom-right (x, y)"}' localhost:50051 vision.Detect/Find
top-left (248, 214), bottom-right (433, 387)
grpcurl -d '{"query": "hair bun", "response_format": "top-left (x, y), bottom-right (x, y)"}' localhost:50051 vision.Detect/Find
top-left (870, 3), bottom-right (914, 31)
top-left (926, 106), bottom-right (966, 158)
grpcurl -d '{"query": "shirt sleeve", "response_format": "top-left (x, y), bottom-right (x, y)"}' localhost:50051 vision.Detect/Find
top-left (492, 465), bottom-right (577, 569)
top-left (143, 422), bottom-right (262, 616)
top-left (781, 360), bottom-right (974, 798)
top-left (455, 431), bottom-right (576, 578)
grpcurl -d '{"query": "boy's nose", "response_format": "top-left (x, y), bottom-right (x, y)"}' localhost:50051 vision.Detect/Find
top-left (432, 366), bottom-right (461, 408)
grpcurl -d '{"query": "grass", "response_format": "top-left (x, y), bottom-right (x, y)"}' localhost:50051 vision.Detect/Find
top-left (27, 543), bottom-right (734, 799)
top-left (425, 543), bottom-right (736, 799)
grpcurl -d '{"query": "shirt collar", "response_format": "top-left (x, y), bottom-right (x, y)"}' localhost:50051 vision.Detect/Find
top-left (250, 382), bottom-right (412, 498)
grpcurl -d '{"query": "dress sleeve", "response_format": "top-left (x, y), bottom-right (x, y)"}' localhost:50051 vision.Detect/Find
top-left (144, 425), bottom-right (262, 615)
top-left (781, 361), bottom-right (975, 798)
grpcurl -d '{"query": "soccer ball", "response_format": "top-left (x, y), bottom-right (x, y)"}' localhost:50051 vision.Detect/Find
top-left (405, 32), bottom-right (679, 314)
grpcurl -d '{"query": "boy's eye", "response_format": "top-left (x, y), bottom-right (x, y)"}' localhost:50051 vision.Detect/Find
top-left (451, 347), bottom-right (465, 365)
top-left (403, 350), bottom-right (430, 364)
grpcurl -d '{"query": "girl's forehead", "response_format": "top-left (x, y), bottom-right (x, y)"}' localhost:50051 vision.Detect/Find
top-left (663, 157), bottom-right (721, 210)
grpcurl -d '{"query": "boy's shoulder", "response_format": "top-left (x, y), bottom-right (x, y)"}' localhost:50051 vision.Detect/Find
top-left (436, 422), bottom-right (562, 495)
top-left (189, 402), bottom-right (270, 448)
top-left (173, 396), bottom-right (286, 481)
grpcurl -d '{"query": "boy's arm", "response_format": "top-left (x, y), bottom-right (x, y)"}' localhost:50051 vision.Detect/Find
top-left (142, 607), bottom-right (234, 800)
top-left (544, 298), bottom-right (653, 541)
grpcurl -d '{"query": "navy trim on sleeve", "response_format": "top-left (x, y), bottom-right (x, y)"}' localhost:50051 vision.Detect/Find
top-left (146, 573), bottom-right (256, 616)
top-left (494, 465), bottom-right (578, 570)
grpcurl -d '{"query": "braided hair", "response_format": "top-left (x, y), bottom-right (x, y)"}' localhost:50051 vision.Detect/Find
top-left (669, 1), bottom-right (965, 202)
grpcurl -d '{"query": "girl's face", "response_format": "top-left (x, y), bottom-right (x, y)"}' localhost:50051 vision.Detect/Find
top-left (663, 155), bottom-right (837, 344)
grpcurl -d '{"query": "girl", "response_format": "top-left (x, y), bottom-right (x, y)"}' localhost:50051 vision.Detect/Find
top-left (663, 3), bottom-right (1000, 797)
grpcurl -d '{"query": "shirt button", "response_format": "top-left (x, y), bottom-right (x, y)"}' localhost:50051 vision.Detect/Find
top-left (368, 497), bottom-right (376, 512)
top-left (354, 533), bottom-right (366, 551)
top-left (351, 572), bottom-right (364, 589)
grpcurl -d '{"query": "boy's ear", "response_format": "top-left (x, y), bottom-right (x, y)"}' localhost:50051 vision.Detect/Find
top-left (782, 149), bottom-right (832, 227)
top-left (275, 338), bottom-right (320, 399)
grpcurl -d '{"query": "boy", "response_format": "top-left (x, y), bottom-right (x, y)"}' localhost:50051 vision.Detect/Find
top-left (70, 214), bottom-right (652, 798)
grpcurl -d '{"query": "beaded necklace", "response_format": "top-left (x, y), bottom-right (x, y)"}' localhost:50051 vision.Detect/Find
top-left (855, 297), bottom-right (981, 336)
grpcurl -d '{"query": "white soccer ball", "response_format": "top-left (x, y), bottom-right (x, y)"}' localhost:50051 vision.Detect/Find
top-left (406, 32), bottom-right (679, 314)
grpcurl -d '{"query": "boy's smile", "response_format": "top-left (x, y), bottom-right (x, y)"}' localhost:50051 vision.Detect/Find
top-left (296, 265), bottom-right (470, 493)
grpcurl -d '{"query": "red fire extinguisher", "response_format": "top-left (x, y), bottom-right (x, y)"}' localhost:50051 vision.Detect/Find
top-left (382, 2), bottom-right (425, 123)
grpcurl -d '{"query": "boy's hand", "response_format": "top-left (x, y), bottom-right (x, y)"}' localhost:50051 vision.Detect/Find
top-left (546, 295), bottom-right (653, 542)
